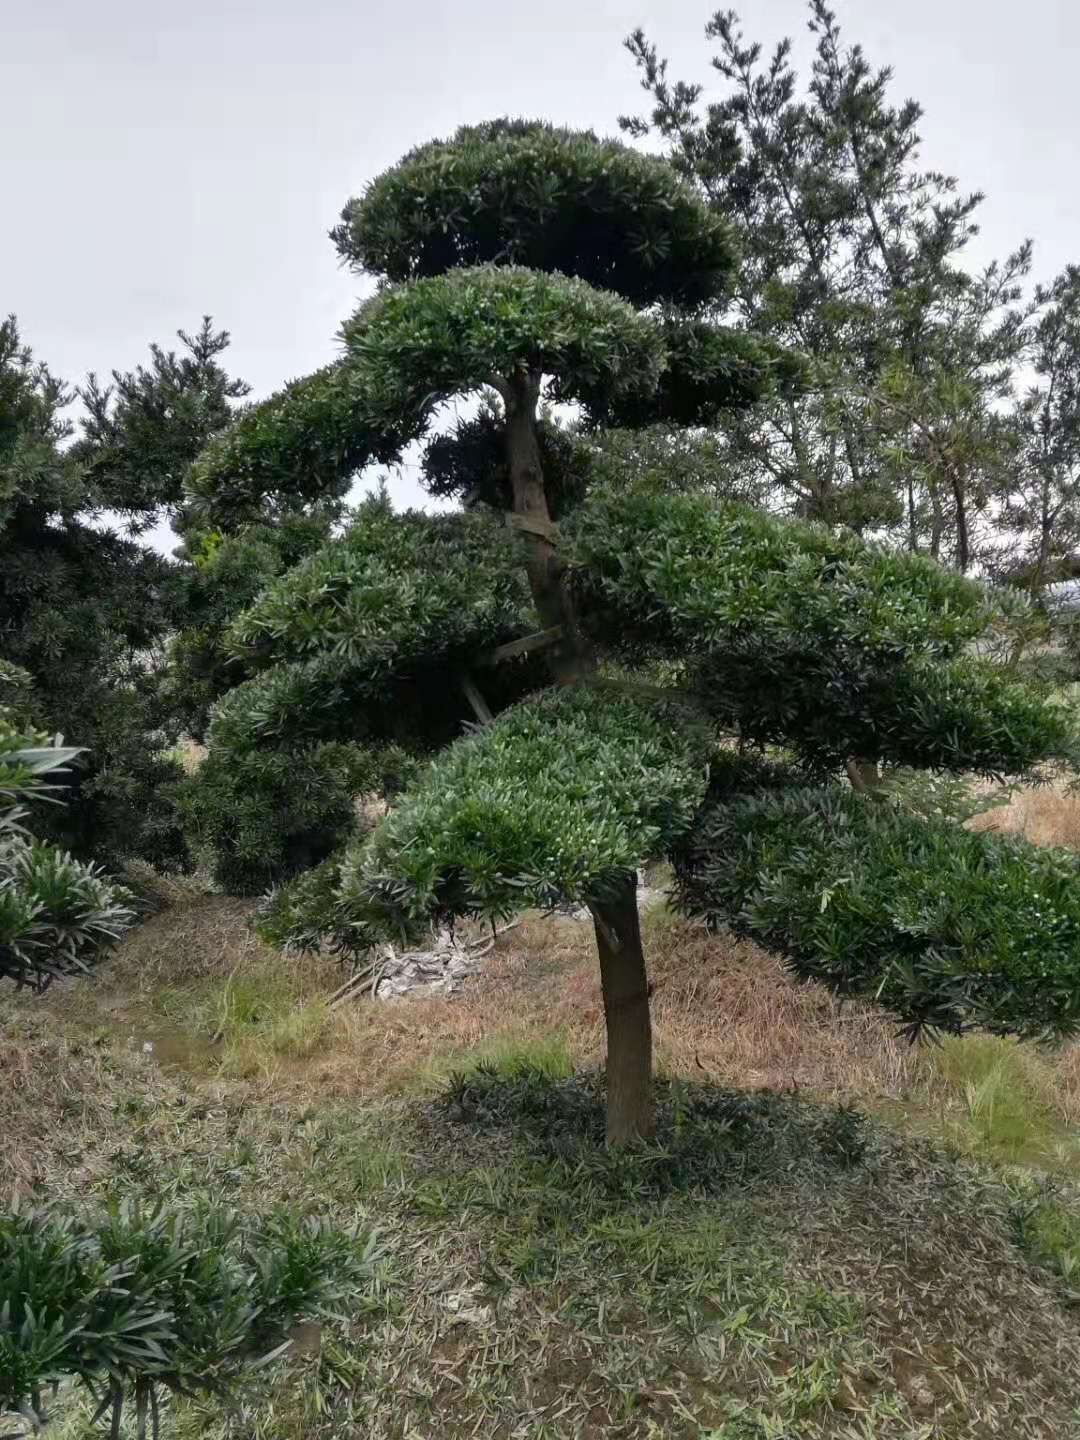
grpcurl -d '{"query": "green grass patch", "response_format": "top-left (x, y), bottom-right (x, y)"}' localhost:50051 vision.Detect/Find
top-left (924, 1033), bottom-right (1080, 1169)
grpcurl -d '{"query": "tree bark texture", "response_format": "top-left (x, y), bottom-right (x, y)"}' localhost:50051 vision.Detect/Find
top-left (590, 874), bottom-right (656, 1145)
top-left (503, 372), bottom-right (591, 684)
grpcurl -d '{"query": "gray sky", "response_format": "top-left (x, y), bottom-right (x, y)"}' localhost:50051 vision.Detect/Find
top-left (6, 0), bottom-right (1079, 519)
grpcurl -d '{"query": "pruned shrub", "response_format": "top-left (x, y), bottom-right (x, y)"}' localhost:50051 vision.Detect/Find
top-left (675, 780), bottom-right (1080, 1039)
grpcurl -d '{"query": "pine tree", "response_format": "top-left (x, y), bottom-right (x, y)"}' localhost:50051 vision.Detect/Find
top-left (190, 122), bottom-right (1078, 1145)
top-left (621, 2), bottom-right (1031, 565)
top-left (0, 315), bottom-right (247, 866)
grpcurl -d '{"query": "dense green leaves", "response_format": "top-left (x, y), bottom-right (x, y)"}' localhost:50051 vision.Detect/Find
top-left (572, 487), bottom-right (995, 659)
top-left (261, 686), bottom-right (712, 954)
top-left (227, 499), bottom-right (531, 675)
top-left (74, 318), bottom-right (250, 522)
top-left (676, 774), bottom-right (1080, 1039)
top-left (569, 488), bottom-right (1074, 774)
top-left (186, 362), bottom-right (413, 528)
top-left (342, 265), bottom-right (666, 422)
top-left (179, 740), bottom-right (382, 895)
top-left (0, 717), bottom-right (135, 989)
top-left (581, 321), bottom-right (806, 428)
top-left (0, 1199), bottom-right (375, 1436)
top-left (333, 119), bottom-right (737, 308)
top-left (421, 404), bottom-right (589, 517)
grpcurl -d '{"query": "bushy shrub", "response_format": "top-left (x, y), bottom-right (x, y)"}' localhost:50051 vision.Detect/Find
top-left (0, 714), bottom-right (135, 989)
top-left (570, 488), bottom-right (1076, 775)
top-left (0, 1199), bottom-right (376, 1437)
top-left (675, 773), bottom-right (1080, 1039)
top-left (180, 740), bottom-right (392, 895)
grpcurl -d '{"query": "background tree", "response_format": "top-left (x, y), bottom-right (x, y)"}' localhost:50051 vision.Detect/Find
top-left (189, 122), bottom-right (1079, 1147)
top-left (996, 267), bottom-right (1080, 600)
top-left (621, 1), bottom-right (1031, 565)
top-left (74, 316), bottom-right (251, 527)
top-left (0, 315), bottom-right (246, 869)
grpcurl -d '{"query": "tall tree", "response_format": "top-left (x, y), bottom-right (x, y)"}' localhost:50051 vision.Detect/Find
top-left (621, 2), bottom-right (1031, 565)
top-left (997, 266), bottom-right (1080, 597)
top-left (189, 121), bottom-right (1078, 1146)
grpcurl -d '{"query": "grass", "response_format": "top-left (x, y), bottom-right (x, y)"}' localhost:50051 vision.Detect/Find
top-left (4, 889), bottom-right (1080, 1437)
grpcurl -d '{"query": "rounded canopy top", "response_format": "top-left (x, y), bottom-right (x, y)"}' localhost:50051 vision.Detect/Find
top-left (333, 119), bottom-right (738, 309)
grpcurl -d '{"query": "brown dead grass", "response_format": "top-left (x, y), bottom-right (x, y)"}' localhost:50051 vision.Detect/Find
top-left (8, 885), bottom-right (1080, 1170)
top-left (971, 780), bottom-right (1080, 848)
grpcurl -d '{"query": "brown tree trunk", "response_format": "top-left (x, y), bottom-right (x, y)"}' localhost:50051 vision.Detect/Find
top-left (846, 757), bottom-right (883, 792)
top-left (590, 874), bottom-right (655, 1145)
top-left (503, 371), bottom-right (590, 684)
top-left (501, 371), bottom-right (652, 1144)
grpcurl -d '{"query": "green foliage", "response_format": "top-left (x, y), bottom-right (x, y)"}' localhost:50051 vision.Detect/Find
top-left (261, 686), bottom-right (711, 953)
top-left (342, 265), bottom-right (666, 424)
top-left (587, 321), bottom-right (806, 428)
top-left (187, 500), bottom-right (546, 890)
top-left (570, 487), bottom-right (1074, 774)
top-left (73, 317), bottom-right (250, 522)
top-left (167, 507), bottom-right (341, 740)
top-left (0, 1199), bottom-right (375, 1437)
top-left (180, 740), bottom-right (385, 895)
top-left (675, 775), bottom-right (1080, 1039)
top-left (0, 314), bottom-right (242, 869)
top-left (0, 715), bottom-right (135, 988)
top-left (333, 119), bottom-right (737, 308)
top-left (0, 315), bottom-right (79, 526)
top-left (185, 362), bottom-right (413, 528)
top-left (227, 499), bottom-right (531, 682)
top-left (575, 423), bottom-right (776, 509)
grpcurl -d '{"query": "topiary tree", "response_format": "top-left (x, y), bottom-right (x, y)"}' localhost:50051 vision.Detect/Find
top-left (191, 120), bottom-right (1078, 1144)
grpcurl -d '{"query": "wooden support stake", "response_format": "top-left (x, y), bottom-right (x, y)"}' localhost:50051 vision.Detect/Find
top-left (487, 625), bottom-right (564, 664)
top-left (460, 673), bottom-right (494, 726)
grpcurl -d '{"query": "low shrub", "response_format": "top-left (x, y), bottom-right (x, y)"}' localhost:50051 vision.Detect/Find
top-left (0, 1198), bottom-right (377, 1436)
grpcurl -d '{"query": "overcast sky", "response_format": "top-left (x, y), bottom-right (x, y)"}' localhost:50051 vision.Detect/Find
top-left (5, 0), bottom-right (1079, 521)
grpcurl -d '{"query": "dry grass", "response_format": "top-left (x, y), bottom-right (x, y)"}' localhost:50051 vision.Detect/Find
top-left (970, 776), bottom-right (1080, 847)
top-left (16, 891), bottom-right (1080, 1148)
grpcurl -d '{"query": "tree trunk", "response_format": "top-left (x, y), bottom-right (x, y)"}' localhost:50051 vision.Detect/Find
top-left (590, 874), bottom-right (655, 1145)
top-left (502, 371), bottom-right (651, 1144)
top-left (503, 371), bottom-right (590, 684)
top-left (846, 757), bottom-right (883, 792)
